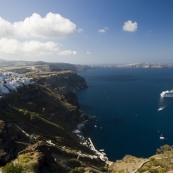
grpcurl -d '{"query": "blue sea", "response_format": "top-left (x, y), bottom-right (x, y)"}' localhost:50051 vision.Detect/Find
top-left (76, 68), bottom-right (173, 161)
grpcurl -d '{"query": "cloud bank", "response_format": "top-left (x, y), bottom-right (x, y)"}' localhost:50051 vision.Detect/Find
top-left (0, 13), bottom-right (78, 57)
top-left (0, 38), bottom-right (59, 56)
top-left (0, 38), bottom-right (76, 56)
top-left (123, 20), bottom-right (138, 32)
top-left (0, 12), bottom-right (76, 39)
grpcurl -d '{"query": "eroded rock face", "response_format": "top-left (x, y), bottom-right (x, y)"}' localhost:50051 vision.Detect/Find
top-left (21, 89), bottom-right (41, 101)
top-left (0, 98), bottom-right (9, 110)
top-left (64, 91), bottom-right (80, 109)
top-left (0, 120), bottom-right (17, 166)
top-left (29, 70), bottom-right (88, 95)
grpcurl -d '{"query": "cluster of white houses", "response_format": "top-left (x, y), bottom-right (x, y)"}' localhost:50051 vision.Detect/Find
top-left (0, 71), bottom-right (34, 95)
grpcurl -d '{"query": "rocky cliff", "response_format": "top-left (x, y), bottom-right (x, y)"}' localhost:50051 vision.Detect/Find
top-left (0, 70), bottom-right (108, 173)
top-left (26, 70), bottom-right (88, 94)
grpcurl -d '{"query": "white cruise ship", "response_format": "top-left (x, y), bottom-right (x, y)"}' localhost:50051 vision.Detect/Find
top-left (160, 90), bottom-right (173, 97)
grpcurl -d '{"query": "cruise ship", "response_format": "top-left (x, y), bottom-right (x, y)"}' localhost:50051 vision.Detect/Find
top-left (160, 90), bottom-right (173, 97)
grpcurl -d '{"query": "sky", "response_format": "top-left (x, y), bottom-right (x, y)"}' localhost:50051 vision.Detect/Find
top-left (0, 0), bottom-right (173, 65)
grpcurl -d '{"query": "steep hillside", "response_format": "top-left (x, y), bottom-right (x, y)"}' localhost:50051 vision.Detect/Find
top-left (0, 70), bottom-right (108, 173)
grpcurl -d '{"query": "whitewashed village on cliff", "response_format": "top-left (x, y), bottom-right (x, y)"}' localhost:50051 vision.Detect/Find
top-left (0, 71), bottom-right (34, 95)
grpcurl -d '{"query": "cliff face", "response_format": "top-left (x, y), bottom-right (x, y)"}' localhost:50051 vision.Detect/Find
top-left (0, 70), bottom-right (108, 172)
top-left (26, 70), bottom-right (88, 95)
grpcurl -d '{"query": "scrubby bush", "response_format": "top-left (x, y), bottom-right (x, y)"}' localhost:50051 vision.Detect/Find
top-left (1, 162), bottom-right (22, 173)
top-left (69, 167), bottom-right (85, 173)
top-left (99, 166), bottom-right (108, 172)
top-left (138, 167), bottom-right (148, 173)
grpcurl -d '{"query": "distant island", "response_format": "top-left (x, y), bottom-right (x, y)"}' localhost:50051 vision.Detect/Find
top-left (116, 62), bottom-right (173, 68)
top-left (95, 62), bottom-right (173, 69)
top-left (1, 59), bottom-right (173, 72)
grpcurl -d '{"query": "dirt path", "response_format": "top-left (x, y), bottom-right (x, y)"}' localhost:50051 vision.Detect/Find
top-left (131, 159), bottom-right (149, 173)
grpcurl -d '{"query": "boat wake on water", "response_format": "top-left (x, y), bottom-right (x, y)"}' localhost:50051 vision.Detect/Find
top-left (157, 92), bottom-right (173, 111)
top-left (158, 106), bottom-right (166, 111)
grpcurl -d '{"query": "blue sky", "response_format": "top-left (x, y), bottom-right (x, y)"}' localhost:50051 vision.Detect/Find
top-left (0, 0), bottom-right (173, 64)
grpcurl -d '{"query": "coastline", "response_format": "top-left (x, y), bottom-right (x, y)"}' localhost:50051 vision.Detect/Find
top-left (72, 113), bottom-right (112, 165)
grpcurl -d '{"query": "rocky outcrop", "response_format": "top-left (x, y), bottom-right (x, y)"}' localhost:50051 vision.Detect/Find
top-left (18, 141), bottom-right (56, 165)
top-left (12, 141), bottom-right (63, 173)
top-left (64, 91), bottom-right (80, 108)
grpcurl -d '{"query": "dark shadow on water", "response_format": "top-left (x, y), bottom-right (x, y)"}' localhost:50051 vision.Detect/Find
top-left (95, 75), bottom-right (138, 82)
top-left (87, 85), bottom-right (94, 87)
top-left (101, 118), bottom-right (126, 125)
top-left (110, 118), bottom-right (126, 125)
top-left (82, 119), bottom-right (96, 137)
top-left (82, 117), bottom-right (126, 137)
top-left (79, 104), bottom-right (94, 110)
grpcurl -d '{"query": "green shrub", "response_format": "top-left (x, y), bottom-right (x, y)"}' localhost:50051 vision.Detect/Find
top-left (77, 167), bottom-right (85, 172)
top-left (2, 162), bottom-right (22, 173)
top-left (69, 167), bottom-right (85, 173)
top-left (158, 167), bottom-right (166, 173)
top-left (138, 167), bottom-right (148, 173)
top-left (20, 161), bottom-right (39, 173)
top-left (100, 166), bottom-right (108, 172)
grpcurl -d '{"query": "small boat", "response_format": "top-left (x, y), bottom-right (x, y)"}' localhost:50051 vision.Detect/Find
top-left (158, 108), bottom-right (163, 111)
top-left (94, 125), bottom-right (97, 128)
top-left (99, 149), bottom-right (104, 152)
top-left (160, 133), bottom-right (165, 140)
top-left (158, 106), bottom-right (165, 111)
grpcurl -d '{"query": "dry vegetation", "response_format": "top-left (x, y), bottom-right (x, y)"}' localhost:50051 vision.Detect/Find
top-left (109, 155), bottom-right (149, 173)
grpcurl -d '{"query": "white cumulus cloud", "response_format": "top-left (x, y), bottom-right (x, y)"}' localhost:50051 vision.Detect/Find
top-left (58, 50), bottom-right (77, 56)
top-left (87, 51), bottom-right (91, 54)
top-left (123, 20), bottom-right (138, 32)
top-left (98, 27), bottom-right (109, 33)
top-left (0, 12), bottom-right (76, 39)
